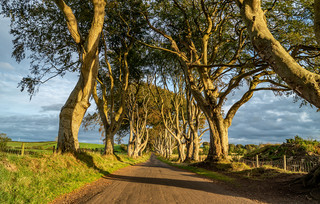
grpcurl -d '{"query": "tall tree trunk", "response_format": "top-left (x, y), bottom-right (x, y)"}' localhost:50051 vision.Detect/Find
top-left (168, 132), bottom-right (172, 157)
top-left (56, 0), bottom-right (106, 153)
top-left (236, 0), bottom-right (320, 108)
top-left (192, 131), bottom-right (200, 161)
top-left (127, 120), bottom-right (134, 157)
top-left (186, 139), bottom-right (193, 161)
top-left (205, 115), bottom-right (229, 161)
top-left (132, 137), bottom-right (141, 158)
top-left (57, 71), bottom-right (94, 152)
top-left (176, 141), bottom-right (185, 162)
top-left (104, 130), bottom-right (114, 155)
top-left (237, 0), bottom-right (320, 189)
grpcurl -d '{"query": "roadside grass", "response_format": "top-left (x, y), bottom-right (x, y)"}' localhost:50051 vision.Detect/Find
top-left (78, 143), bottom-right (104, 149)
top-left (157, 157), bottom-right (234, 182)
top-left (157, 155), bottom-right (302, 183)
top-left (0, 151), bottom-right (150, 204)
top-left (7, 141), bottom-right (56, 149)
top-left (232, 165), bottom-right (304, 181)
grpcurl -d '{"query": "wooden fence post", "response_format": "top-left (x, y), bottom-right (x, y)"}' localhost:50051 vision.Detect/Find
top-left (256, 155), bottom-right (259, 168)
top-left (53, 145), bottom-right (55, 154)
top-left (21, 143), bottom-right (25, 156)
top-left (283, 155), bottom-right (286, 171)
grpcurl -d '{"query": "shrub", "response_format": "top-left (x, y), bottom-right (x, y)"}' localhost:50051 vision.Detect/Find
top-left (120, 144), bottom-right (128, 152)
top-left (202, 142), bottom-right (210, 155)
top-left (0, 133), bottom-right (12, 151)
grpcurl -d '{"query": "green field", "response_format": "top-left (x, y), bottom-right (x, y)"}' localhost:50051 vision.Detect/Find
top-left (6, 141), bottom-right (125, 155)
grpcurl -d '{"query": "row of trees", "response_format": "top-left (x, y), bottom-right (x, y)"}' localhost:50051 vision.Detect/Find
top-left (1, 0), bottom-right (320, 186)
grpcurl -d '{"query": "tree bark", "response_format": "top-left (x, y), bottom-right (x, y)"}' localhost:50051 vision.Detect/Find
top-left (236, 0), bottom-right (320, 108)
top-left (186, 135), bottom-right (193, 162)
top-left (104, 130), bottom-right (114, 155)
top-left (177, 141), bottom-right (186, 162)
top-left (57, 0), bottom-right (106, 153)
top-left (127, 120), bottom-right (134, 157)
top-left (132, 137), bottom-right (141, 158)
top-left (205, 113), bottom-right (229, 161)
top-left (192, 131), bottom-right (200, 161)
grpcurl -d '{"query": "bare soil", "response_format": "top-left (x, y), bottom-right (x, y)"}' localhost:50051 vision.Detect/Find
top-left (51, 155), bottom-right (319, 204)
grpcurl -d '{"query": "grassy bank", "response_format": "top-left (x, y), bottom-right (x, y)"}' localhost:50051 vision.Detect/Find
top-left (157, 156), bottom-right (233, 182)
top-left (157, 155), bottom-right (304, 184)
top-left (0, 151), bottom-right (150, 204)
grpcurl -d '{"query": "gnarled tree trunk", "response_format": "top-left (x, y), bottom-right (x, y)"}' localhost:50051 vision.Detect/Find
top-left (104, 130), bottom-right (115, 155)
top-left (56, 0), bottom-right (106, 153)
top-left (205, 115), bottom-right (229, 161)
top-left (127, 120), bottom-right (134, 157)
top-left (237, 0), bottom-right (320, 189)
top-left (236, 0), bottom-right (320, 108)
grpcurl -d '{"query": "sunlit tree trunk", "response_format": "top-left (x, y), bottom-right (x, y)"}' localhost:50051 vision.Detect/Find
top-left (56, 0), bottom-right (106, 153)
top-left (236, 0), bottom-right (320, 188)
top-left (192, 131), bottom-right (200, 161)
top-left (236, 0), bottom-right (320, 108)
top-left (104, 130), bottom-right (115, 155)
top-left (127, 120), bottom-right (134, 157)
top-left (176, 140), bottom-right (186, 162)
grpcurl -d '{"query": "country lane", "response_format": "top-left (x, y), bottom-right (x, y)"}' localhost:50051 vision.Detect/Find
top-left (86, 154), bottom-right (261, 204)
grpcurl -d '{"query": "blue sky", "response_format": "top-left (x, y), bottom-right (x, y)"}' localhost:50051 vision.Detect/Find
top-left (0, 16), bottom-right (320, 145)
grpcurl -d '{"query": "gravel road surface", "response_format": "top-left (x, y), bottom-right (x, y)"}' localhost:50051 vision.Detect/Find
top-left (86, 155), bottom-right (260, 204)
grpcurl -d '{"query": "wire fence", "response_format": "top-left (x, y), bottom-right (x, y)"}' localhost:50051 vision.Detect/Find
top-left (233, 155), bottom-right (320, 173)
top-left (196, 154), bottom-right (320, 173)
top-left (2, 146), bottom-right (104, 156)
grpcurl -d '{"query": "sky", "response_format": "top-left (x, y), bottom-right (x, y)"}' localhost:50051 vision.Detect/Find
top-left (0, 16), bottom-right (320, 145)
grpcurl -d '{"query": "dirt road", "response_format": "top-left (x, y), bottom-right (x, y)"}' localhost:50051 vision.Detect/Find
top-left (86, 155), bottom-right (259, 204)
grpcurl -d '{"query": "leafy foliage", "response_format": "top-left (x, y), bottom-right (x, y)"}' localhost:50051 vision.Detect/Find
top-left (229, 143), bottom-right (258, 155)
top-left (245, 136), bottom-right (320, 160)
top-left (0, 0), bottom-right (87, 96)
top-left (0, 133), bottom-right (12, 151)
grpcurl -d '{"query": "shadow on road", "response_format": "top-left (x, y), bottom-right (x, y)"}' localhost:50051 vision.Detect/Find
top-left (104, 174), bottom-right (235, 196)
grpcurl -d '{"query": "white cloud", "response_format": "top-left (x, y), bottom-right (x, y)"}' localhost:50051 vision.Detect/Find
top-left (299, 112), bottom-right (312, 123)
top-left (0, 62), bottom-right (15, 70)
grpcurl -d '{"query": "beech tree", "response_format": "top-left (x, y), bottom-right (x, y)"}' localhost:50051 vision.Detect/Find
top-left (1, 0), bottom-right (106, 153)
top-left (74, 0), bottom-right (149, 155)
top-left (236, 0), bottom-right (320, 188)
top-left (236, 0), bottom-right (320, 108)
top-left (127, 83), bottom-right (150, 158)
top-left (137, 0), bottom-right (290, 161)
top-left (185, 88), bottom-right (208, 161)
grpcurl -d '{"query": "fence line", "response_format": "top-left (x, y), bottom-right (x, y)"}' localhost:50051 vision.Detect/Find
top-left (234, 155), bottom-right (320, 173)
top-left (3, 146), bottom-right (105, 156)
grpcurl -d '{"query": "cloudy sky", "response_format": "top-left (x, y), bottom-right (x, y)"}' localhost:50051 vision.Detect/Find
top-left (0, 16), bottom-right (319, 145)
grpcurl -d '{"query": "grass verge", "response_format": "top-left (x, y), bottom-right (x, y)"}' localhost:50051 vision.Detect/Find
top-left (157, 156), bottom-right (233, 182)
top-left (0, 151), bottom-right (150, 204)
